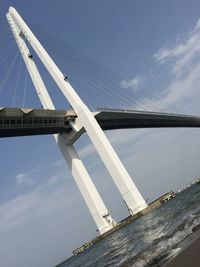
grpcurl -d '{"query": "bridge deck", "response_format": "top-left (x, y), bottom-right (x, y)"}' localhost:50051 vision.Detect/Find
top-left (0, 107), bottom-right (200, 138)
top-left (96, 109), bottom-right (200, 130)
top-left (0, 108), bottom-right (76, 137)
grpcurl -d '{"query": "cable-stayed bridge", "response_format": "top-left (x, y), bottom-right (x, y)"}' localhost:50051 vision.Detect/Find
top-left (0, 107), bottom-right (200, 138)
top-left (1, 7), bottom-right (200, 235)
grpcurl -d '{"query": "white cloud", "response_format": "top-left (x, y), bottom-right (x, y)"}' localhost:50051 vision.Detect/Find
top-left (153, 19), bottom-right (200, 77)
top-left (128, 18), bottom-right (200, 114)
top-left (2, 168), bottom-right (71, 232)
top-left (133, 60), bottom-right (200, 113)
top-left (195, 18), bottom-right (200, 30)
top-left (15, 165), bottom-right (45, 187)
top-left (16, 172), bottom-right (35, 186)
top-left (0, 165), bottom-right (92, 267)
top-left (15, 158), bottom-right (68, 187)
top-left (153, 43), bottom-right (187, 64)
top-left (121, 77), bottom-right (141, 90)
top-left (162, 62), bottom-right (200, 107)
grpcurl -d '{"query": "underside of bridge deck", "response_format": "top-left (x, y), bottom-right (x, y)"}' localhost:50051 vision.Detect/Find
top-left (95, 109), bottom-right (200, 130)
top-left (0, 107), bottom-right (200, 138)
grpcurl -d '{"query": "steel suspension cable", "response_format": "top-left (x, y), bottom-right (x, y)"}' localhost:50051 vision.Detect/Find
top-left (38, 32), bottom-right (174, 112)
top-left (32, 26), bottom-right (180, 113)
top-left (12, 55), bottom-right (22, 106)
top-left (22, 68), bottom-right (28, 107)
top-left (0, 50), bottom-right (19, 95)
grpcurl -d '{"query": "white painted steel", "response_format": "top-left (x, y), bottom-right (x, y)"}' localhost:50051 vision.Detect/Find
top-left (7, 13), bottom-right (116, 234)
top-left (8, 7), bottom-right (148, 214)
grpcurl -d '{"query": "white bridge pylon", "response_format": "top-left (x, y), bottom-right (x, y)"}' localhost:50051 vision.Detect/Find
top-left (6, 9), bottom-right (116, 235)
top-left (6, 7), bottom-right (148, 233)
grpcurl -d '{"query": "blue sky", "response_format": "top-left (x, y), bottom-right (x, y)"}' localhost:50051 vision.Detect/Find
top-left (1, 1), bottom-right (200, 267)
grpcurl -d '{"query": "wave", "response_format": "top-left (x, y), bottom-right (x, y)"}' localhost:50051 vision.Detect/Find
top-left (121, 209), bottom-right (200, 267)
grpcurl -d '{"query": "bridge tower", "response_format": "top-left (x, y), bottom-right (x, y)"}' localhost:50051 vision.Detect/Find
top-left (6, 7), bottom-right (147, 230)
top-left (7, 10), bottom-right (116, 235)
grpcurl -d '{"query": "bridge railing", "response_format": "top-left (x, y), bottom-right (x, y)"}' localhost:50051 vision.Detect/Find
top-left (0, 116), bottom-right (66, 129)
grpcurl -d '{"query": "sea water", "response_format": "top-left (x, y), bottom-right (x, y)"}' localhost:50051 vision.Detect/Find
top-left (58, 183), bottom-right (200, 267)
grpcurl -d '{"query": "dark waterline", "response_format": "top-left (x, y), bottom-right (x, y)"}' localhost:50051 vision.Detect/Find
top-left (57, 184), bottom-right (200, 267)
